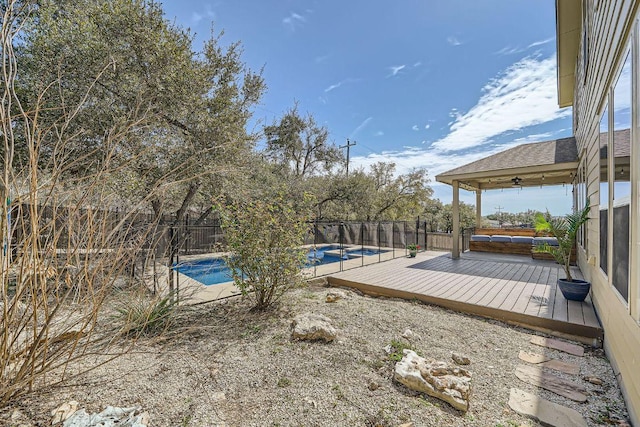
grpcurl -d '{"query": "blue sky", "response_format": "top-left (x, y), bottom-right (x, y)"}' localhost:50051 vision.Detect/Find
top-left (162, 0), bottom-right (575, 216)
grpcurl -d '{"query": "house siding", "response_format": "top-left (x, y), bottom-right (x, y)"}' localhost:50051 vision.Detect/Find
top-left (570, 0), bottom-right (640, 424)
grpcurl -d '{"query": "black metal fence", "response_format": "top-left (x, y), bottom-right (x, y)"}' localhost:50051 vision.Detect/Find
top-left (8, 202), bottom-right (464, 290)
top-left (165, 220), bottom-right (466, 281)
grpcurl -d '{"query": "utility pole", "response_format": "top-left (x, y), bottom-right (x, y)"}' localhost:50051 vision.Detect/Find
top-left (495, 205), bottom-right (504, 227)
top-left (340, 139), bottom-right (356, 177)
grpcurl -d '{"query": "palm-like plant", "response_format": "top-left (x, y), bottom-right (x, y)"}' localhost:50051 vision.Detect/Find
top-left (534, 204), bottom-right (590, 282)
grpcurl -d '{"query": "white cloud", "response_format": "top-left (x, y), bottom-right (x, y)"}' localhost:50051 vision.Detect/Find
top-left (388, 65), bottom-right (406, 77)
top-left (447, 36), bottom-right (462, 46)
top-left (528, 37), bottom-right (555, 49)
top-left (414, 61), bottom-right (422, 67)
top-left (431, 55), bottom-right (571, 152)
top-left (324, 78), bottom-right (358, 93)
top-left (412, 125), bottom-right (419, 131)
top-left (510, 132), bottom-right (554, 144)
top-left (496, 37), bottom-right (556, 56)
top-left (350, 117), bottom-right (373, 139)
top-left (324, 82), bottom-right (343, 93)
top-left (191, 4), bottom-right (216, 24)
top-left (425, 124), bottom-right (431, 130)
top-left (351, 143), bottom-right (511, 179)
top-left (191, 12), bottom-right (203, 23)
top-left (283, 12), bottom-right (306, 30)
top-left (374, 131), bottom-right (384, 137)
top-left (315, 54), bottom-right (330, 63)
top-left (494, 45), bottom-right (525, 56)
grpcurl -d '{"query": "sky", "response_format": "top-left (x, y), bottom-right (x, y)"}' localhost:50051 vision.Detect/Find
top-left (161, 0), bottom-right (575, 216)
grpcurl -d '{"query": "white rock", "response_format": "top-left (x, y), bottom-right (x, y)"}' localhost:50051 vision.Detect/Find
top-left (51, 400), bottom-right (79, 424)
top-left (325, 289), bottom-right (348, 303)
top-left (402, 328), bottom-right (419, 340)
top-left (394, 349), bottom-right (472, 412)
top-left (62, 406), bottom-right (148, 427)
top-left (291, 312), bottom-right (337, 342)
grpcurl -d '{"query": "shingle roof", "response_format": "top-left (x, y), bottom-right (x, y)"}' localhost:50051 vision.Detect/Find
top-left (600, 128), bottom-right (630, 158)
top-left (435, 129), bottom-right (630, 191)
top-left (438, 136), bottom-right (578, 178)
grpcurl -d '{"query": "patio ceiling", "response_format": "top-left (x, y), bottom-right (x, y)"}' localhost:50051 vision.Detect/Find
top-left (435, 136), bottom-right (579, 192)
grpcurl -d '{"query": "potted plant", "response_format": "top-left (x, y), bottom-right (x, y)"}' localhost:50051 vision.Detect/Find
top-left (534, 204), bottom-right (590, 301)
top-left (407, 244), bottom-right (420, 257)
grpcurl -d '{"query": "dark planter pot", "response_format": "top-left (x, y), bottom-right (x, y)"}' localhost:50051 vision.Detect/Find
top-left (409, 250), bottom-right (417, 258)
top-left (558, 278), bottom-right (590, 302)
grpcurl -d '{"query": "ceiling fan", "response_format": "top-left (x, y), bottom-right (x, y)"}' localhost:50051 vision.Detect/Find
top-left (511, 177), bottom-right (522, 187)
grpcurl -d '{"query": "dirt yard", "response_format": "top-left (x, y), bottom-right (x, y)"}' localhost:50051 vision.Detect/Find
top-left (1, 283), bottom-right (631, 427)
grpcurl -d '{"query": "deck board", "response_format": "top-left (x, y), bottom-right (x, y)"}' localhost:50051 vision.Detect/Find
top-left (328, 251), bottom-right (603, 344)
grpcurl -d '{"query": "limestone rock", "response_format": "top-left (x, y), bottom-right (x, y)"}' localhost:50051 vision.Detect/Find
top-left (325, 289), bottom-right (348, 303)
top-left (402, 328), bottom-right (419, 340)
top-left (452, 352), bottom-right (471, 365)
top-left (394, 349), bottom-right (471, 412)
top-left (62, 406), bottom-right (149, 427)
top-left (291, 313), bottom-right (337, 342)
top-left (51, 400), bottom-right (79, 424)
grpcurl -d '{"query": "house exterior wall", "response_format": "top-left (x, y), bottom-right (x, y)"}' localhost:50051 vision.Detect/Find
top-left (569, 0), bottom-right (640, 424)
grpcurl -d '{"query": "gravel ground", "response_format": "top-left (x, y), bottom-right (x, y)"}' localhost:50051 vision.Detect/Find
top-left (1, 283), bottom-right (631, 427)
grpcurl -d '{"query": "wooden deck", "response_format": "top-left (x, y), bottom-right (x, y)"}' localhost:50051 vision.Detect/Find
top-left (327, 251), bottom-right (603, 345)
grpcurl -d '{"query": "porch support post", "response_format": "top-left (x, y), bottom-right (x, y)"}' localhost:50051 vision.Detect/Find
top-left (475, 189), bottom-right (482, 228)
top-left (452, 180), bottom-right (460, 259)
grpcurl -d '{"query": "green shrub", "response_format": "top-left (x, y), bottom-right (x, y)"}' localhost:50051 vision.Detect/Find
top-left (217, 192), bottom-right (313, 310)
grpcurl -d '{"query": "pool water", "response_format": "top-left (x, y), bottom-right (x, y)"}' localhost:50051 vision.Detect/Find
top-left (176, 248), bottom-right (341, 286)
top-left (347, 248), bottom-right (388, 256)
top-left (176, 246), bottom-right (386, 286)
top-left (174, 258), bottom-right (234, 286)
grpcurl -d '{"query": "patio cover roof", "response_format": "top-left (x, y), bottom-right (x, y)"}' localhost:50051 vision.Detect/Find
top-left (435, 136), bottom-right (579, 192)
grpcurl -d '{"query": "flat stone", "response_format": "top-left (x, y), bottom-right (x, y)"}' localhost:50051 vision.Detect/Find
top-left (518, 350), bottom-right (580, 375)
top-left (291, 312), bottom-right (337, 342)
top-left (515, 364), bottom-right (587, 402)
top-left (530, 335), bottom-right (584, 356)
top-left (394, 349), bottom-right (471, 412)
top-left (508, 388), bottom-right (587, 427)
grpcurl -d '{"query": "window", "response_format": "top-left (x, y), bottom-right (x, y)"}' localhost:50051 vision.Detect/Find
top-left (599, 104), bottom-right (609, 275)
top-left (612, 48), bottom-right (631, 302)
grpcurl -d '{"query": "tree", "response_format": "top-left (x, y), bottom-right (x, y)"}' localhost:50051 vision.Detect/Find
top-left (368, 162), bottom-right (433, 220)
top-left (422, 198), bottom-right (444, 231)
top-left (1, 0), bottom-right (185, 406)
top-left (263, 106), bottom-right (343, 179)
top-left (440, 202), bottom-right (476, 233)
top-left (17, 0), bottom-right (265, 225)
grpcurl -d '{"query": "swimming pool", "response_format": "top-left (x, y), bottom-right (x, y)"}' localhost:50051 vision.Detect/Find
top-left (176, 247), bottom-right (345, 286)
